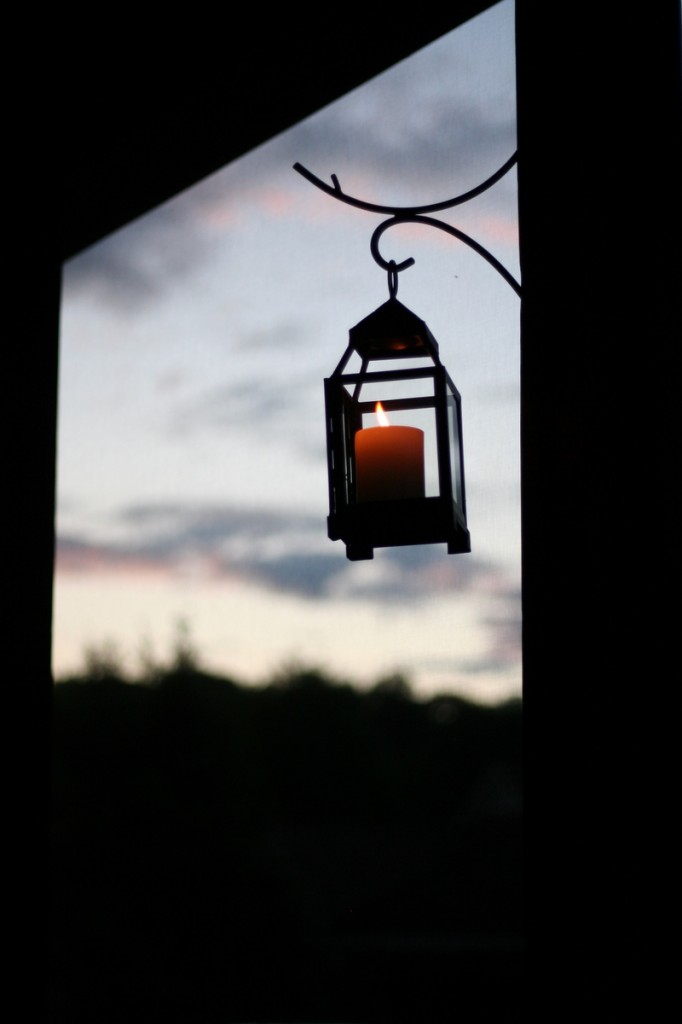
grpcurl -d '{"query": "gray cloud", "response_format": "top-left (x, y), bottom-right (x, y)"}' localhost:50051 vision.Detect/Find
top-left (235, 321), bottom-right (312, 354)
top-left (57, 497), bottom-right (522, 681)
top-left (58, 499), bottom-right (512, 605)
top-left (115, 500), bottom-right (318, 550)
top-left (409, 578), bottom-right (522, 679)
top-left (170, 378), bottom-right (295, 436)
top-left (282, 100), bottom-right (516, 202)
top-left (166, 374), bottom-right (322, 445)
top-left (480, 591), bottom-right (523, 669)
top-left (236, 550), bottom-right (347, 599)
top-left (62, 194), bottom-right (217, 310)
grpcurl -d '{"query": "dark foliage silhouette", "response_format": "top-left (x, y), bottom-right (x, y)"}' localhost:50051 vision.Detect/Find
top-left (49, 657), bottom-right (521, 1023)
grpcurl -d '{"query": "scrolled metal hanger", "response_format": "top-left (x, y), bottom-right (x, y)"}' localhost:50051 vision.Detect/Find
top-left (293, 152), bottom-right (522, 298)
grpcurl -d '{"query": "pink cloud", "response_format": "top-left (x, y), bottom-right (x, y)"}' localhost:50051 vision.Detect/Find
top-left (56, 539), bottom-right (169, 579)
top-left (55, 537), bottom-right (252, 587)
top-left (259, 188), bottom-right (297, 216)
top-left (476, 214), bottom-right (519, 246)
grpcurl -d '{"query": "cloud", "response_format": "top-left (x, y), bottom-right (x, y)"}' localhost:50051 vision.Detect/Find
top-left (169, 377), bottom-right (297, 437)
top-left (327, 543), bottom-right (511, 604)
top-left (56, 498), bottom-right (513, 607)
top-left (283, 101), bottom-right (516, 203)
top-left (234, 321), bottom-right (311, 354)
top-left (56, 535), bottom-right (170, 578)
top-left (480, 590), bottom-right (524, 669)
top-left (408, 577), bottom-right (522, 680)
top-left (235, 550), bottom-right (347, 599)
top-left (56, 496), bottom-right (522, 683)
top-left (165, 373), bottom-right (325, 450)
top-left (115, 501), bottom-right (316, 552)
top-left (62, 196), bottom-right (214, 310)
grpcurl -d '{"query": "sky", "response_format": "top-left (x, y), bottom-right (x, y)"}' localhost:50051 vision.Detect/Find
top-left (54, 0), bottom-right (521, 704)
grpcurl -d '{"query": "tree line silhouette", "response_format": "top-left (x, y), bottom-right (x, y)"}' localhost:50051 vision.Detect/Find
top-left (50, 636), bottom-right (522, 1022)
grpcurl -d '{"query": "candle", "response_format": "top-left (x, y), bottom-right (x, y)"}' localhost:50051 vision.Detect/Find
top-left (355, 403), bottom-right (425, 502)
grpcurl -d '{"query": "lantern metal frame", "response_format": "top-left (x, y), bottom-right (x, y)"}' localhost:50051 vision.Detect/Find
top-left (294, 155), bottom-right (521, 562)
top-left (325, 292), bottom-right (470, 561)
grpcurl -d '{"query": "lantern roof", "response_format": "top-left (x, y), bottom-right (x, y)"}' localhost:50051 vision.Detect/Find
top-left (348, 297), bottom-right (440, 361)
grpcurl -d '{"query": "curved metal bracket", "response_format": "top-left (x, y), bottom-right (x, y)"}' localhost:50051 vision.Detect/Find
top-left (371, 215), bottom-right (522, 298)
top-left (293, 153), bottom-right (521, 297)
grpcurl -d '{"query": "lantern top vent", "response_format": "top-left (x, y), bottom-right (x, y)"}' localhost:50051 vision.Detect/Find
top-left (348, 296), bottom-right (440, 363)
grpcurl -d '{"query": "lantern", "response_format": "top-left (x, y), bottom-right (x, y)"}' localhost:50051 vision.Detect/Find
top-left (325, 295), bottom-right (470, 561)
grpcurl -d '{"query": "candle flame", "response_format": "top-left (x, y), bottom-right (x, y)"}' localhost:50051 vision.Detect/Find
top-left (375, 401), bottom-right (390, 427)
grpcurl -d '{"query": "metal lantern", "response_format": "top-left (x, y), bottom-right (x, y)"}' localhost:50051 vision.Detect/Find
top-left (325, 295), bottom-right (470, 561)
top-left (294, 155), bottom-right (521, 563)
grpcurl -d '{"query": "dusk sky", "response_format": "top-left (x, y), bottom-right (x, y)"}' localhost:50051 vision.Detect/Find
top-left (54, 0), bottom-right (521, 703)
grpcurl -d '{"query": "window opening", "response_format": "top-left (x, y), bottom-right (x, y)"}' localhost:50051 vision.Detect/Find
top-left (55, 0), bottom-right (520, 704)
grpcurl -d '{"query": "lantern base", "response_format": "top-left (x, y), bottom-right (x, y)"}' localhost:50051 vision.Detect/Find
top-left (329, 497), bottom-right (471, 561)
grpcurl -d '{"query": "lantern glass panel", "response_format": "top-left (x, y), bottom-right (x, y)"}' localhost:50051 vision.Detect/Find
top-left (447, 391), bottom-right (464, 508)
top-left (354, 375), bottom-right (435, 404)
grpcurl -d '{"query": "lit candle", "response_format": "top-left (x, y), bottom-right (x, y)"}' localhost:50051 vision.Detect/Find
top-left (355, 402), bottom-right (425, 502)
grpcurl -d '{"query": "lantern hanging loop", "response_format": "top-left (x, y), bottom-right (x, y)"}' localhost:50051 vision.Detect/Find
top-left (387, 260), bottom-right (400, 299)
top-left (293, 152), bottom-right (521, 297)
